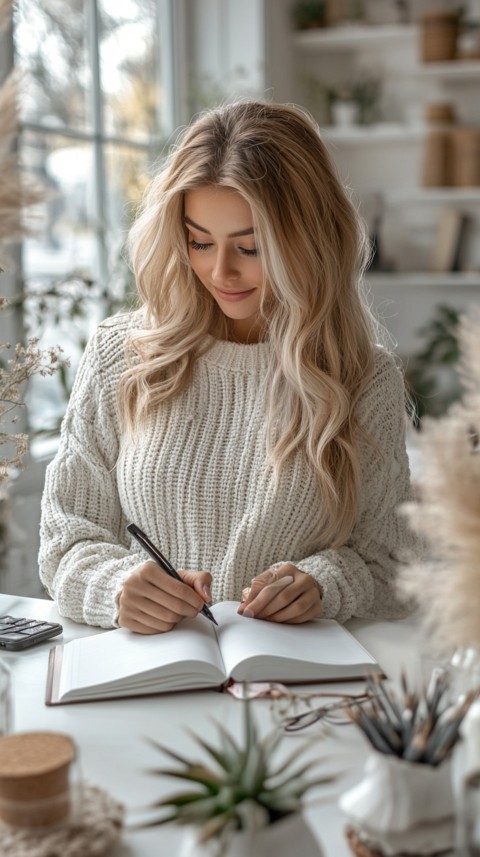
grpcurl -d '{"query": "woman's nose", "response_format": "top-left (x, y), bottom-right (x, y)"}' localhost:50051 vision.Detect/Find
top-left (211, 250), bottom-right (239, 284)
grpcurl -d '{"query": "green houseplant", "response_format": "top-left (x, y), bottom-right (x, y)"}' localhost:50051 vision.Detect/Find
top-left (143, 700), bottom-right (330, 856)
top-left (405, 304), bottom-right (462, 427)
top-left (291, 1), bottom-right (325, 30)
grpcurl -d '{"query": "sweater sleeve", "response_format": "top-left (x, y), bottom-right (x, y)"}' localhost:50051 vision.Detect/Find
top-left (38, 320), bottom-right (144, 628)
top-left (293, 350), bottom-right (417, 623)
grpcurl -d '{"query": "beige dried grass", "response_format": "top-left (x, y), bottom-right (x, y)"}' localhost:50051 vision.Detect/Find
top-left (401, 316), bottom-right (480, 651)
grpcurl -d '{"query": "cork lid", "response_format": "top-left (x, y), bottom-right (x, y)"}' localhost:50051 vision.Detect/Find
top-left (0, 732), bottom-right (75, 780)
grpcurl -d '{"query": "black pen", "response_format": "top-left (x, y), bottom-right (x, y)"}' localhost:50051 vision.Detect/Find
top-left (127, 523), bottom-right (218, 626)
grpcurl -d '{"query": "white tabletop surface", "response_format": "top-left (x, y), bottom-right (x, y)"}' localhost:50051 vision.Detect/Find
top-left (0, 593), bottom-right (423, 856)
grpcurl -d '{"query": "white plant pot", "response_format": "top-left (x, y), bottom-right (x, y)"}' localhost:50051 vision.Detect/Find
top-left (179, 812), bottom-right (324, 857)
top-left (331, 101), bottom-right (359, 128)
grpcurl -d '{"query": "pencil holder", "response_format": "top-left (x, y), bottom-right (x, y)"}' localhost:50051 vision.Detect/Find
top-left (454, 699), bottom-right (480, 855)
top-left (0, 731), bottom-right (80, 828)
top-left (340, 751), bottom-right (454, 856)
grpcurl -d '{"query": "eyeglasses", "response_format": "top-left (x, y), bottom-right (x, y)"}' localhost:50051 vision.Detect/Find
top-left (267, 688), bottom-right (373, 733)
top-left (225, 681), bottom-right (374, 733)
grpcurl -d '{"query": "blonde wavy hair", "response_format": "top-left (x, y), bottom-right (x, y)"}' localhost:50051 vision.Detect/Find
top-left (121, 100), bottom-right (377, 546)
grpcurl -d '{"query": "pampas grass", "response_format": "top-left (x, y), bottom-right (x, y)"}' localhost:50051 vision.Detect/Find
top-left (401, 315), bottom-right (480, 652)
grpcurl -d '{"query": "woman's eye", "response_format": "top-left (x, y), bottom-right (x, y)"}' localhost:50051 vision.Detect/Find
top-left (240, 247), bottom-right (258, 257)
top-left (189, 239), bottom-right (212, 251)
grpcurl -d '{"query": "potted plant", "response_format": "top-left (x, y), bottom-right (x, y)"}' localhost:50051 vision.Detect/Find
top-left (327, 85), bottom-right (361, 127)
top-left (143, 700), bottom-right (330, 856)
top-left (327, 73), bottom-right (382, 127)
top-left (291, 1), bottom-right (325, 30)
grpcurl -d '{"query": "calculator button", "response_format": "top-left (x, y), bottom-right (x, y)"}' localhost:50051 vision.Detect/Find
top-left (0, 632), bottom-right (26, 641)
top-left (0, 616), bottom-right (25, 625)
top-left (18, 627), bottom-right (45, 636)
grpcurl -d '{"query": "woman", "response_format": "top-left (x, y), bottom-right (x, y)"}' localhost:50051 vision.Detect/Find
top-left (39, 100), bottom-right (416, 633)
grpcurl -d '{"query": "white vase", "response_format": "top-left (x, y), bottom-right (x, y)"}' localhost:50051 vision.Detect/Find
top-left (340, 751), bottom-right (454, 834)
top-left (179, 813), bottom-right (324, 857)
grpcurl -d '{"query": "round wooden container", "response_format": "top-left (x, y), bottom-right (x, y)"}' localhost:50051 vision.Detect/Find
top-left (421, 11), bottom-right (459, 62)
top-left (0, 731), bottom-right (76, 827)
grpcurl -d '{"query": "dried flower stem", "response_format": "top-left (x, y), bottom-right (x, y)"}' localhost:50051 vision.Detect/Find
top-left (0, 321), bottom-right (67, 481)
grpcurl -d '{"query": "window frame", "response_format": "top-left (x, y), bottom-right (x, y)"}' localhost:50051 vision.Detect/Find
top-left (14, 0), bottom-right (187, 285)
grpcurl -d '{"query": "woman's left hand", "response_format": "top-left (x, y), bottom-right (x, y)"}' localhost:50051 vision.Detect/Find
top-left (237, 563), bottom-right (323, 624)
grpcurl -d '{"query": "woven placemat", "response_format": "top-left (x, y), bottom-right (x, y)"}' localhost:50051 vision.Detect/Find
top-left (0, 782), bottom-right (124, 857)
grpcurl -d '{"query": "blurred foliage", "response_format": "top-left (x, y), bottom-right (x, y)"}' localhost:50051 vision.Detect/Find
top-left (405, 304), bottom-right (462, 428)
top-left (10, 246), bottom-right (137, 436)
top-left (291, 1), bottom-right (325, 30)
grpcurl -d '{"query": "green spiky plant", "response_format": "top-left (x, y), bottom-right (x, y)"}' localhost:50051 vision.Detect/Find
top-left (143, 699), bottom-right (333, 855)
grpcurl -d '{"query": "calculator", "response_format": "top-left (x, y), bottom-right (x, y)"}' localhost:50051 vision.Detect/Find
top-left (0, 616), bottom-right (63, 651)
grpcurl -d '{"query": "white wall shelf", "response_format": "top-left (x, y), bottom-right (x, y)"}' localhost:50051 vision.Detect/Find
top-left (366, 272), bottom-right (480, 288)
top-left (383, 188), bottom-right (480, 204)
top-left (407, 60), bottom-right (480, 80)
top-left (293, 24), bottom-right (416, 51)
top-left (323, 123), bottom-right (425, 145)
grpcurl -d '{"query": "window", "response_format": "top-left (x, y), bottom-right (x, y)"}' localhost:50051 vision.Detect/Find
top-left (13, 0), bottom-right (178, 434)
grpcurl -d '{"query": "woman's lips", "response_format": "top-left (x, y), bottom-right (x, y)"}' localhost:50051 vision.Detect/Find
top-left (214, 287), bottom-right (256, 302)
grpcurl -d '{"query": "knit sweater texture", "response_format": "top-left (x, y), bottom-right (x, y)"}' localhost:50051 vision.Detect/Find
top-left (39, 312), bottom-right (417, 629)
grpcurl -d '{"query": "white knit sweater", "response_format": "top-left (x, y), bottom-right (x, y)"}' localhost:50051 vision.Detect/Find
top-left (39, 312), bottom-right (417, 628)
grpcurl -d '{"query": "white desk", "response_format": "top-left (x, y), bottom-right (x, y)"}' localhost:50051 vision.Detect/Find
top-left (0, 593), bottom-right (422, 856)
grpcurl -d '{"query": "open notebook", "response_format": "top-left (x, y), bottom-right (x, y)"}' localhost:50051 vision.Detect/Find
top-left (46, 601), bottom-right (382, 705)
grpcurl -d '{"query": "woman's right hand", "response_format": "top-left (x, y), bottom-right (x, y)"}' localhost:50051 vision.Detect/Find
top-left (117, 562), bottom-right (213, 634)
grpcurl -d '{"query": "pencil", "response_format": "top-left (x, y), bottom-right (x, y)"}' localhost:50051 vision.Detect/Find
top-left (127, 523), bottom-right (218, 626)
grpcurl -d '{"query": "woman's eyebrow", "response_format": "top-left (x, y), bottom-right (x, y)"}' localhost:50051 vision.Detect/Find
top-left (184, 215), bottom-right (254, 238)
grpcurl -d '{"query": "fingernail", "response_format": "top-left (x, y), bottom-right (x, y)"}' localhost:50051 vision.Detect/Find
top-left (243, 609), bottom-right (254, 619)
top-left (202, 584), bottom-right (211, 601)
